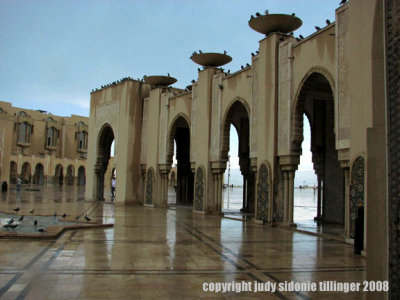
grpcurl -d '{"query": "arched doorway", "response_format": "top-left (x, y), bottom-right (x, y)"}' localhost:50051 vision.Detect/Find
top-left (292, 71), bottom-right (344, 227)
top-left (167, 116), bottom-right (193, 205)
top-left (21, 162), bottom-right (31, 184)
top-left (221, 100), bottom-right (253, 213)
top-left (33, 163), bottom-right (44, 185)
top-left (95, 124), bottom-right (114, 201)
top-left (77, 166), bottom-right (86, 186)
top-left (66, 165), bottom-right (75, 185)
top-left (9, 161), bottom-right (18, 184)
top-left (55, 164), bottom-right (63, 185)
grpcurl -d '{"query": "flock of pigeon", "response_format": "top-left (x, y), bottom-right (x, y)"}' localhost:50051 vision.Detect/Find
top-left (91, 0), bottom-right (349, 96)
top-left (2, 206), bottom-right (92, 233)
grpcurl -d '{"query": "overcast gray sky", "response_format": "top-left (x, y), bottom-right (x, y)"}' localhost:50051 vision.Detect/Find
top-left (0, 0), bottom-right (339, 172)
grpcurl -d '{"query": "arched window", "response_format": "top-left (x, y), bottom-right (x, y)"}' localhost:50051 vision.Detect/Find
top-left (18, 122), bottom-right (32, 143)
top-left (46, 127), bottom-right (58, 147)
top-left (78, 131), bottom-right (88, 150)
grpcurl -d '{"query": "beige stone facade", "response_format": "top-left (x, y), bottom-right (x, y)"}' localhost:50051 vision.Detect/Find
top-left (0, 101), bottom-right (88, 186)
top-left (86, 0), bottom-right (389, 295)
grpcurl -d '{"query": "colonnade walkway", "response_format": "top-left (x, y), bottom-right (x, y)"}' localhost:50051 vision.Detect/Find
top-left (0, 185), bottom-right (365, 299)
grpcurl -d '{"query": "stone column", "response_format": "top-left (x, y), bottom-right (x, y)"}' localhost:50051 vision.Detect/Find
top-left (279, 155), bottom-right (299, 227)
top-left (283, 171), bottom-right (289, 222)
top-left (251, 158), bottom-right (258, 217)
top-left (338, 149), bottom-right (350, 239)
top-left (211, 161), bottom-right (226, 215)
top-left (287, 170), bottom-right (295, 226)
top-left (312, 153), bottom-right (325, 222)
top-left (159, 164), bottom-right (171, 207)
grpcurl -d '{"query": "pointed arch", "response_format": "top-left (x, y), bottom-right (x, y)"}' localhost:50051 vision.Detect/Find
top-left (166, 114), bottom-right (190, 164)
top-left (291, 67), bottom-right (335, 155)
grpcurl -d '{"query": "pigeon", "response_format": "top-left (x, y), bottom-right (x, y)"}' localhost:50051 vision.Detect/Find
top-left (30, 209), bottom-right (35, 214)
top-left (251, 52), bottom-right (255, 57)
top-left (315, 26), bottom-right (321, 31)
top-left (326, 19), bottom-right (331, 25)
top-left (8, 218), bottom-right (14, 225)
top-left (299, 35), bottom-right (304, 39)
top-left (199, 50), bottom-right (202, 54)
top-left (18, 215), bottom-right (24, 222)
top-left (168, 73), bottom-right (170, 77)
top-left (224, 50), bottom-right (227, 54)
top-left (84, 215), bottom-right (91, 222)
top-left (198, 68), bottom-right (201, 72)
top-left (62, 213), bottom-right (67, 218)
top-left (340, 0), bottom-right (347, 5)
top-left (265, 10), bottom-right (269, 15)
top-left (255, 12), bottom-right (261, 17)
top-left (241, 65), bottom-right (244, 69)
top-left (3, 224), bottom-right (18, 229)
top-left (246, 63), bottom-right (250, 67)
top-left (54, 212), bottom-right (57, 217)
top-left (291, 13), bottom-right (295, 16)
top-left (250, 15), bottom-right (254, 20)
top-left (34, 220), bottom-right (38, 226)
top-left (13, 207), bottom-right (20, 213)
top-left (38, 228), bottom-right (45, 233)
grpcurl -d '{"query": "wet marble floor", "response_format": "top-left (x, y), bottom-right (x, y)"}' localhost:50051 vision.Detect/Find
top-left (0, 185), bottom-right (368, 299)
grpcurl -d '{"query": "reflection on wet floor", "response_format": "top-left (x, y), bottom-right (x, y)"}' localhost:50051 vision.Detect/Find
top-left (0, 184), bottom-right (367, 299)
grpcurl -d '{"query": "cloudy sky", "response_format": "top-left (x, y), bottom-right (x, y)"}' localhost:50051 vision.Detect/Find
top-left (0, 0), bottom-right (339, 171)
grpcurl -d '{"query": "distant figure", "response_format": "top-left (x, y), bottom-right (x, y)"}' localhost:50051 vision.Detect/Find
top-left (16, 177), bottom-right (22, 192)
top-left (1, 181), bottom-right (7, 192)
top-left (111, 176), bottom-right (116, 200)
top-left (299, 185), bottom-right (303, 189)
top-left (313, 185), bottom-right (316, 194)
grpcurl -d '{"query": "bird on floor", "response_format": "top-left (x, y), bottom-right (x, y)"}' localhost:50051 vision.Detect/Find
top-left (13, 207), bottom-right (20, 213)
top-left (62, 213), bottom-right (67, 218)
top-left (34, 220), bottom-right (38, 226)
top-left (30, 209), bottom-right (34, 214)
top-left (18, 215), bottom-right (24, 222)
top-left (84, 214), bottom-right (91, 221)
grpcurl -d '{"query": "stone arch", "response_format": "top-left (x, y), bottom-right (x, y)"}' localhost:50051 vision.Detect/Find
top-left (33, 163), bottom-right (44, 185)
top-left (350, 156), bottom-right (365, 239)
top-left (55, 164), bottom-right (63, 185)
top-left (291, 67), bottom-right (335, 155)
top-left (66, 165), bottom-right (75, 185)
top-left (94, 123), bottom-right (115, 200)
top-left (221, 98), bottom-right (250, 161)
top-left (166, 114), bottom-right (193, 205)
top-left (290, 68), bottom-right (343, 225)
top-left (77, 166), bottom-right (86, 186)
top-left (194, 165), bottom-right (206, 211)
top-left (145, 167), bottom-right (155, 205)
top-left (21, 162), bottom-right (31, 184)
top-left (257, 162), bottom-right (272, 221)
top-left (9, 161), bottom-right (18, 184)
top-left (166, 113), bottom-right (190, 164)
top-left (220, 98), bottom-right (254, 213)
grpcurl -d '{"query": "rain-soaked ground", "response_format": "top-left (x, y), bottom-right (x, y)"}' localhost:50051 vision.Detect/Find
top-left (0, 184), bottom-right (367, 299)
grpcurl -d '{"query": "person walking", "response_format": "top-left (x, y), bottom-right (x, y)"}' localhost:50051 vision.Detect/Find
top-left (16, 177), bottom-right (22, 192)
top-left (111, 176), bottom-right (116, 201)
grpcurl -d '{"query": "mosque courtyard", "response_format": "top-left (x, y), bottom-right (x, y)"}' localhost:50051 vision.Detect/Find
top-left (0, 185), bottom-right (366, 299)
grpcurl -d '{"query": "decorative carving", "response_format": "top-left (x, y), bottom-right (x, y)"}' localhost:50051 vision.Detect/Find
top-left (257, 163), bottom-right (269, 220)
top-left (145, 168), bottom-right (154, 204)
top-left (194, 166), bottom-right (205, 211)
top-left (337, 8), bottom-right (350, 143)
top-left (350, 156), bottom-right (364, 238)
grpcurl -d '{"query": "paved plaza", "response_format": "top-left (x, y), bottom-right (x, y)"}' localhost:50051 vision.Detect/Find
top-left (0, 185), bottom-right (366, 299)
